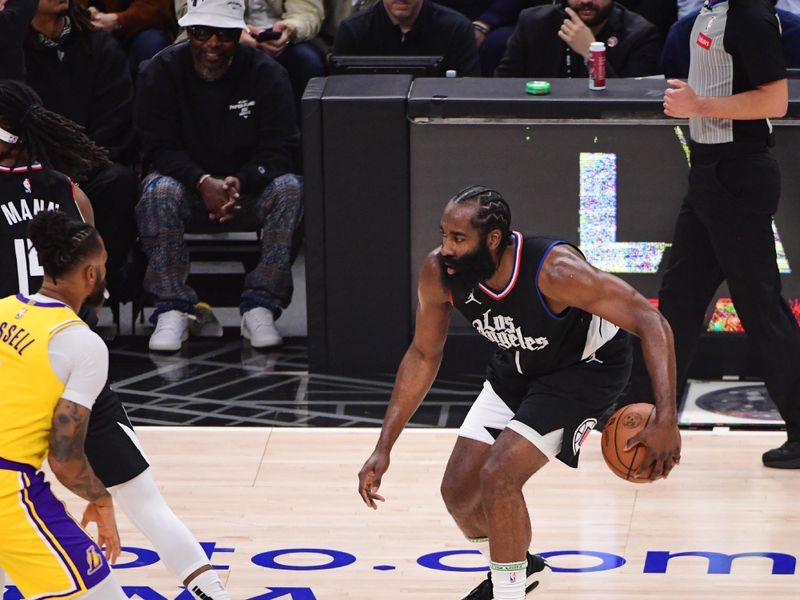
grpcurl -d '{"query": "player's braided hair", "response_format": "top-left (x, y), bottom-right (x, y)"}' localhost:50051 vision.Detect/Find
top-left (0, 80), bottom-right (109, 181)
top-left (28, 210), bottom-right (102, 282)
top-left (451, 185), bottom-right (513, 252)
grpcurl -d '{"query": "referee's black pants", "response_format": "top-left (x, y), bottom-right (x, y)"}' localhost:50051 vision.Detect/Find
top-left (648, 148), bottom-right (800, 441)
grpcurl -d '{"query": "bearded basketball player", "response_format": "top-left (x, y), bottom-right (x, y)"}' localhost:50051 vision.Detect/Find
top-left (358, 186), bottom-right (682, 599)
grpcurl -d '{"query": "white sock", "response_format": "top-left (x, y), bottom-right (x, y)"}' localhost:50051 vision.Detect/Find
top-left (490, 559), bottom-right (528, 600)
top-left (0, 567), bottom-right (5, 588)
top-left (108, 469), bottom-right (215, 582)
top-left (467, 536), bottom-right (491, 563)
top-left (187, 569), bottom-right (231, 600)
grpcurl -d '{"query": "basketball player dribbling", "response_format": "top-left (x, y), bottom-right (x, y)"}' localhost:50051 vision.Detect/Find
top-left (357, 187), bottom-right (682, 599)
top-left (0, 81), bottom-right (230, 599)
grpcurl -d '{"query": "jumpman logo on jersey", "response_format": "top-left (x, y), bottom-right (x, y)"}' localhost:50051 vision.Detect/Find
top-left (466, 290), bottom-right (482, 305)
top-left (584, 352), bottom-right (603, 364)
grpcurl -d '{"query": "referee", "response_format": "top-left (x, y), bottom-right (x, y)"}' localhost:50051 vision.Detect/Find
top-left (659, 0), bottom-right (800, 468)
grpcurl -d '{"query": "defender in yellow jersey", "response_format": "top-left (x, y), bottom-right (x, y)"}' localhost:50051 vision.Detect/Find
top-left (0, 211), bottom-right (126, 599)
top-left (0, 81), bottom-right (231, 600)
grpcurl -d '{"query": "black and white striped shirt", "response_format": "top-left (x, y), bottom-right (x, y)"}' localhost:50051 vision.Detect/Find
top-left (688, 0), bottom-right (786, 145)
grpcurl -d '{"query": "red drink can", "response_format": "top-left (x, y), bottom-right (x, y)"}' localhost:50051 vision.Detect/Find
top-left (588, 42), bottom-right (606, 90)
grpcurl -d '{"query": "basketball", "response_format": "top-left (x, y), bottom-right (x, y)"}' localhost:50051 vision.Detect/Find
top-left (601, 403), bottom-right (656, 483)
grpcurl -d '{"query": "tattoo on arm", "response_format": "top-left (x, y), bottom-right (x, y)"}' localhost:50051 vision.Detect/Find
top-left (48, 400), bottom-right (109, 502)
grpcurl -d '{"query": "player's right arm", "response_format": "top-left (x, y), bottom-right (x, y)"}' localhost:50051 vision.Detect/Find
top-left (46, 327), bottom-right (120, 562)
top-left (358, 253), bottom-right (452, 509)
top-left (48, 399), bottom-right (121, 563)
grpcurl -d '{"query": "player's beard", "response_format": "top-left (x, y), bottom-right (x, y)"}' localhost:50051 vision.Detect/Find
top-left (84, 276), bottom-right (107, 308)
top-left (438, 239), bottom-right (498, 296)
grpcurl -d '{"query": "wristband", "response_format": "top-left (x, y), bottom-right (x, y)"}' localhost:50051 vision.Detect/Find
top-left (196, 174), bottom-right (211, 189)
top-left (472, 21), bottom-right (490, 34)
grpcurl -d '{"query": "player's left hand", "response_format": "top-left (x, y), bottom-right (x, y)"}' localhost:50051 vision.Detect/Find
top-left (81, 497), bottom-right (122, 564)
top-left (663, 79), bottom-right (701, 118)
top-left (357, 449), bottom-right (389, 510)
top-left (625, 420), bottom-right (681, 481)
top-left (557, 7), bottom-right (595, 60)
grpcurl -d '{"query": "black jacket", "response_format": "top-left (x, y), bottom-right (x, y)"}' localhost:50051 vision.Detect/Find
top-left (495, 4), bottom-right (662, 78)
top-left (334, 0), bottom-right (481, 76)
top-left (135, 42), bottom-right (298, 194)
top-left (0, 0), bottom-right (38, 81)
top-left (24, 27), bottom-right (135, 163)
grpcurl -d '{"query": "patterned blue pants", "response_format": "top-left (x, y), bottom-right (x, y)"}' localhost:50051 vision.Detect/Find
top-left (135, 172), bottom-right (303, 318)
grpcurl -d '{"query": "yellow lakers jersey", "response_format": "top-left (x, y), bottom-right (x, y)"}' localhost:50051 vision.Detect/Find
top-left (0, 294), bottom-right (85, 469)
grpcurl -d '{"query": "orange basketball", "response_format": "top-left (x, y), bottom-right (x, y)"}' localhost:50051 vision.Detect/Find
top-left (601, 403), bottom-right (655, 483)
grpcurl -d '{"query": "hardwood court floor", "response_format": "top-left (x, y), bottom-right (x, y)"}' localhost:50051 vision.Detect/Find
top-left (32, 429), bottom-right (800, 599)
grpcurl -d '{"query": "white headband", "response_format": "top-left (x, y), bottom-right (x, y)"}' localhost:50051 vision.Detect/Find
top-left (0, 126), bottom-right (19, 145)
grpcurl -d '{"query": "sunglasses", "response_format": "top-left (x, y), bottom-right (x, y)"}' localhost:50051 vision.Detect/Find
top-left (187, 25), bottom-right (241, 43)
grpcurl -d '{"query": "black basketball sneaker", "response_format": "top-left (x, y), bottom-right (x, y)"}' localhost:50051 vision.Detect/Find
top-left (461, 553), bottom-right (551, 599)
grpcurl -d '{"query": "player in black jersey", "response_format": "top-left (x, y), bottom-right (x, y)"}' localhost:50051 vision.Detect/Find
top-left (357, 186), bottom-right (682, 600)
top-left (0, 81), bottom-right (231, 600)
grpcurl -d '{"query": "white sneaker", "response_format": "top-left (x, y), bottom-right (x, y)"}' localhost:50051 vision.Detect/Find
top-left (241, 307), bottom-right (282, 348)
top-left (149, 310), bottom-right (190, 352)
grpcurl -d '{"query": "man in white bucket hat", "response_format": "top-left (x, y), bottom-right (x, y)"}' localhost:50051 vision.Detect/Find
top-left (135, 0), bottom-right (303, 352)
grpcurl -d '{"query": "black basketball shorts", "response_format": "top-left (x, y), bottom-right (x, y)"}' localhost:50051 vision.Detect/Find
top-left (459, 331), bottom-right (632, 467)
top-left (84, 384), bottom-right (150, 488)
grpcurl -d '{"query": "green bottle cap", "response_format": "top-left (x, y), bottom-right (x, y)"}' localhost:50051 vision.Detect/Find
top-left (525, 81), bottom-right (551, 95)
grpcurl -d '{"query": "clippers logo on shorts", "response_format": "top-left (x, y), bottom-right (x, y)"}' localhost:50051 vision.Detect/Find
top-left (472, 309), bottom-right (549, 351)
top-left (572, 418), bottom-right (597, 455)
top-left (86, 546), bottom-right (103, 576)
top-left (696, 32), bottom-right (713, 50)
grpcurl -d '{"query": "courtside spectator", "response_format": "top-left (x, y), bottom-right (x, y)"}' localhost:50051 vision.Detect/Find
top-left (334, 0), bottom-right (481, 76)
top-left (495, 0), bottom-right (661, 78)
top-left (24, 0), bottom-right (139, 301)
top-left (136, 0), bottom-right (303, 352)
